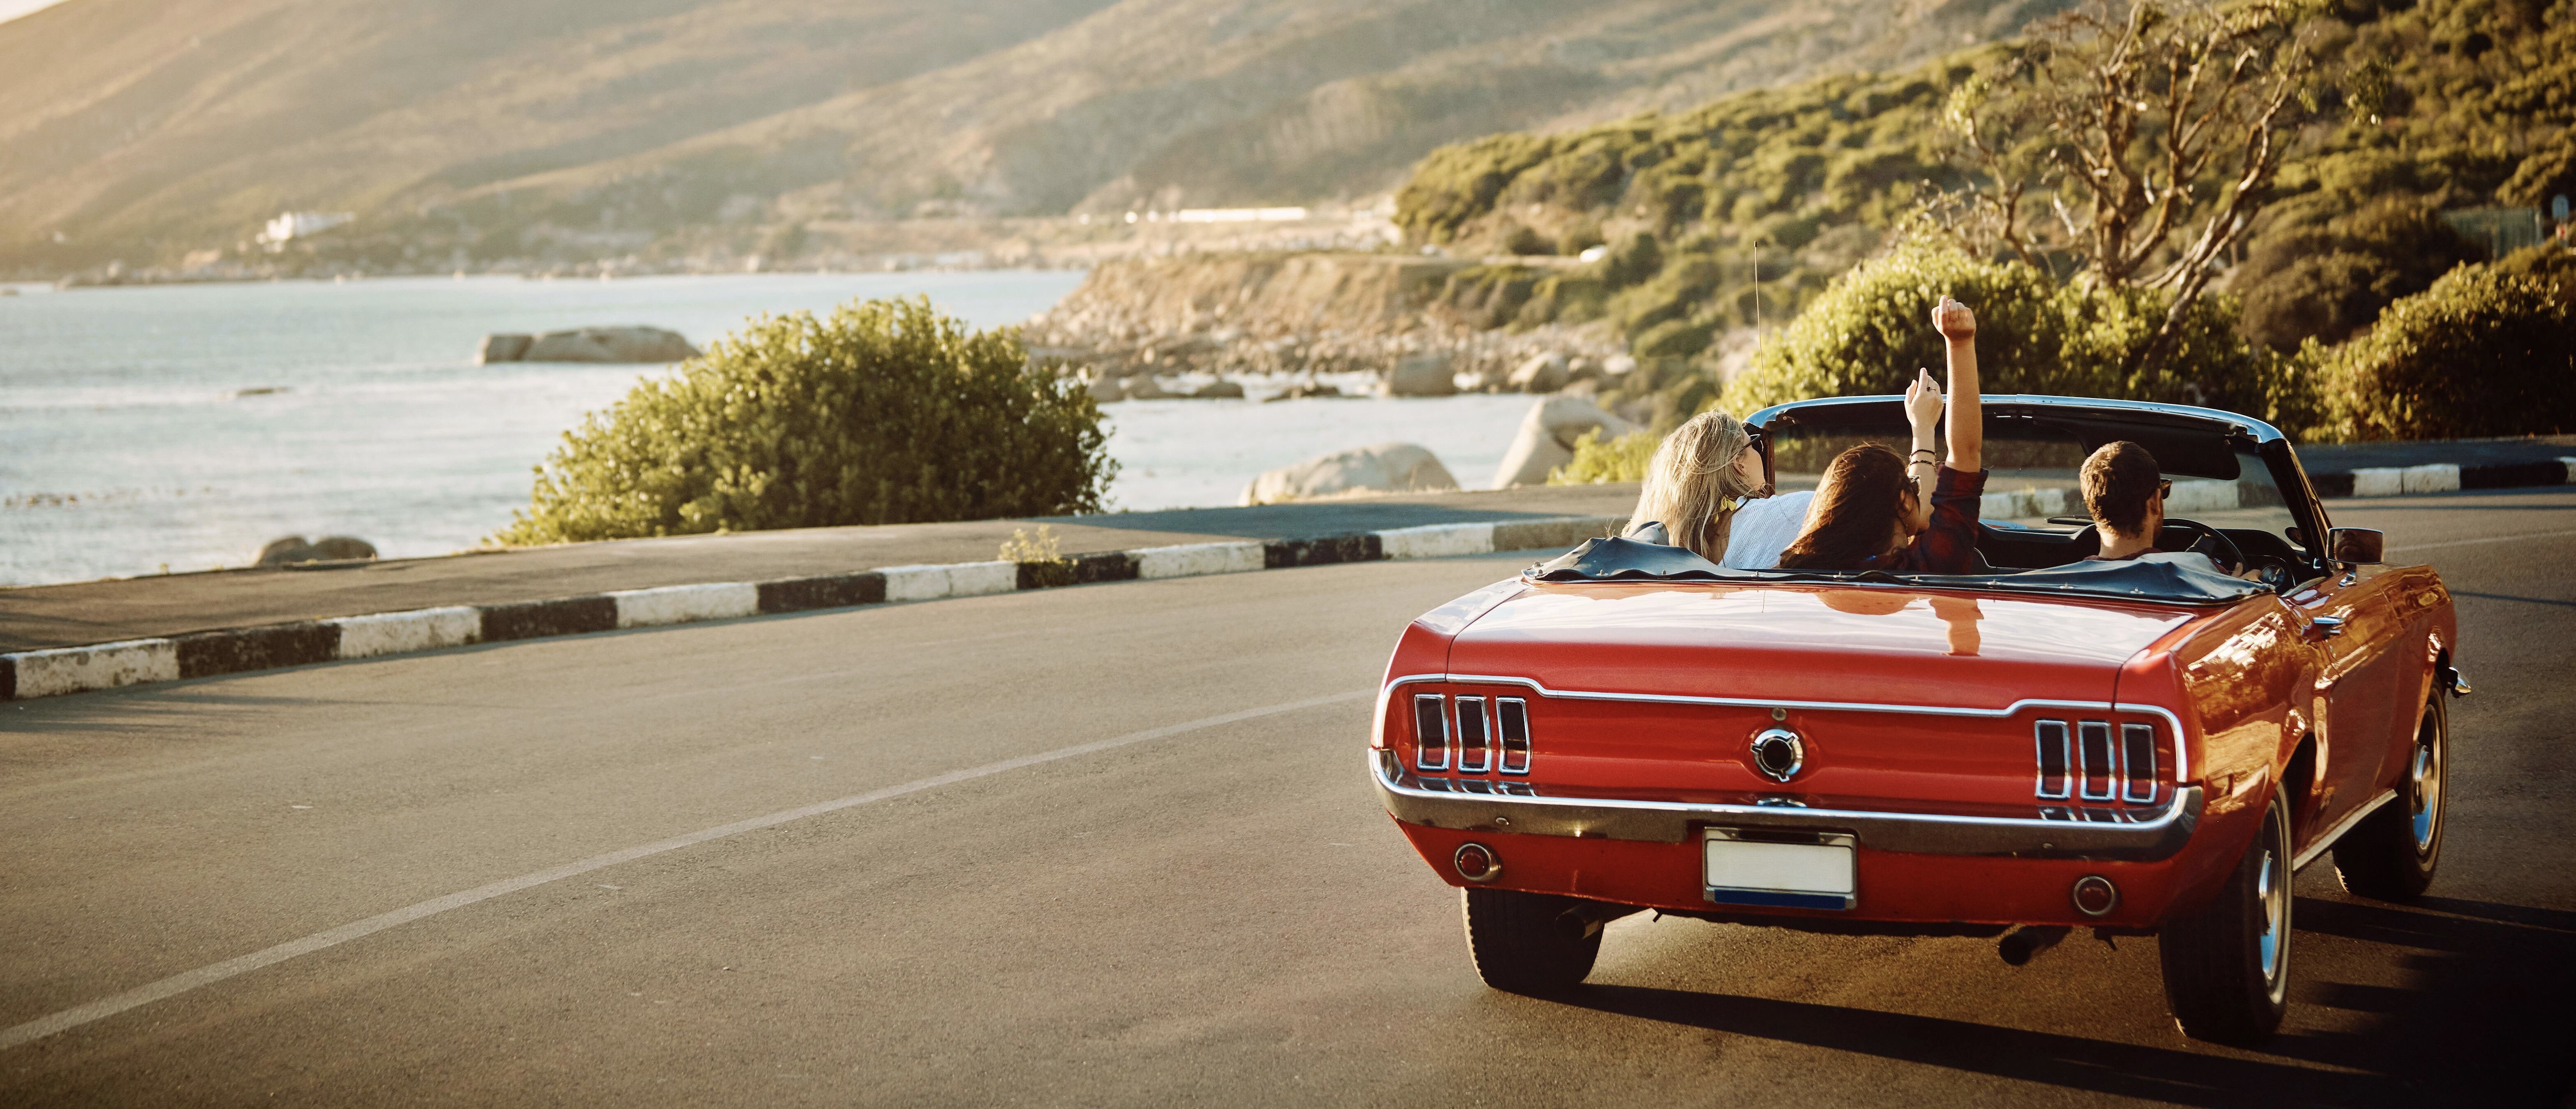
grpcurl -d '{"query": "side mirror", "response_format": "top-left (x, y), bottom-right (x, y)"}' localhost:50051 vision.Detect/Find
top-left (2328, 527), bottom-right (2385, 565)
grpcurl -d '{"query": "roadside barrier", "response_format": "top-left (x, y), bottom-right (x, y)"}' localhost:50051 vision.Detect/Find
top-left (10, 455), bottom-right (2571, 703)
top-left (2, 516), bottom-right (1621, 702)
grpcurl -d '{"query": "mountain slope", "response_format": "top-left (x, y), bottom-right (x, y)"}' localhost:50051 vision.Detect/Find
top-left (0, 0), bottom-right (2062, 271)
top-left (0, 0), bottom-right (1112, 267)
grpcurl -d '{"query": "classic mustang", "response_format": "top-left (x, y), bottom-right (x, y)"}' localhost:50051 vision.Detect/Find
top-left (1371, 395), bottom-right (2466, 1045)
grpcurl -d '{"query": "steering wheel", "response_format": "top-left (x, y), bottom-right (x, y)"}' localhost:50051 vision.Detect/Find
top-left (2161, 518), bottom-right (2245, 576)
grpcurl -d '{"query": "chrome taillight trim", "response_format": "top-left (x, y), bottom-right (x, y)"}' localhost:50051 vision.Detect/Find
top-left (1412, 693), bottom-right (1449, 771)
top-left (1496, 697), bottom-right (1532, 774)
top-left (2121, 723), bottom-right (2159, 804)
top-left (2036, 717), bottom-right (2163, 805)
top-left (2035, 720), bottom-right (2072, 799)
top-left (1454, 696), bottom-right (1491, 772)
top-left (2077, 721), bottom-right (2116, 801)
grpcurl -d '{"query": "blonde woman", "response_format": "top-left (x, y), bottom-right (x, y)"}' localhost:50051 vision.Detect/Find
top-left (1622, 410), bottom-right (1798, 566)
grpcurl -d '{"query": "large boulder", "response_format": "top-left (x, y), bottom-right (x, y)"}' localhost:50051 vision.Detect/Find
top-left (1507, 351), bottom-right (1570, 393)
top-left (1385, 352), bottom-right (1457, 397)
top-left (1123, 375), bottom-right (1173, 400)
top-left (1084, 375), bottom-right (1125, 403)
top-left (1241, 443), bottom-right (1460, 505)
top-left (1489, 397), bottom-right (1639, 488)
top-left (1191, 379), bottom-right (1247, 399)
top-left (478, 333), bottom-right (533, 363)
top-left (520, 326), bottom-right (700, 363)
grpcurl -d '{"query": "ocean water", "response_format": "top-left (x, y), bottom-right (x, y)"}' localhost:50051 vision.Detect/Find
top-left (0, 272), bottom-right (1540, 587)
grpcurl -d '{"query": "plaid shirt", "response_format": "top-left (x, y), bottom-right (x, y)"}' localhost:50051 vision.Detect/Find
top-left (1858, 466), bottom-right (1987, 575)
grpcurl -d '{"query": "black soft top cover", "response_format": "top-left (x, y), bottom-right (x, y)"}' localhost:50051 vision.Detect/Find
top-left (1527, 536), bottom-right (2268, 605)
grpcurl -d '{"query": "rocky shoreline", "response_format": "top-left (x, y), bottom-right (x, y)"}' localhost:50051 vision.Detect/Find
top-left (1022, 252), bottom-right (1637, 409)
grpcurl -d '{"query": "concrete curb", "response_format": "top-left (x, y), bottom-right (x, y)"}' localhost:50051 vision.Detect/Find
top-left (2309, 458), bottom-right (2576, 499)
top-left (1, 515), bottom-right (1623, 702)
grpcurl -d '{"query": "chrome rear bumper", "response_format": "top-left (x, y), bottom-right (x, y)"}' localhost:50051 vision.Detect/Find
top-left (1371, 751), bottom-right (2201, 862)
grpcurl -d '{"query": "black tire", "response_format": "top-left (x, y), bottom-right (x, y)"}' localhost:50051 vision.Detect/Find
top-left (2335, 692), bottom-right (2447, 902)
top-left (1462, 888), bottom-right (1600, 993)
top-left (2159, 787), bottom-right (2294, 1045)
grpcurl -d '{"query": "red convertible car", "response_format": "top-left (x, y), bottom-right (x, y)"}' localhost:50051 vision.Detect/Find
top-left (1372, 396), bottom-right (2465, 1045)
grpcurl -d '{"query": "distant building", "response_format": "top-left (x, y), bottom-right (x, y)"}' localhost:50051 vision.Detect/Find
top-left (259, 211), bottom-right (354, 245)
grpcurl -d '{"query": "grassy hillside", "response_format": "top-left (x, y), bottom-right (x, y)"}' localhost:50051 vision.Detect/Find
top-left (1388, 0), bottom-right (2576, 423)
top-left (0, 0), bottom-right (2068, 274)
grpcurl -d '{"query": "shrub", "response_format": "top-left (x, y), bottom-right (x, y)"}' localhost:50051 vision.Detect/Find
top-left (2318, 252), bottom-right (2576, 440)
top-left (493, 296), bottom-right (1115, 545)
top-left (1550, 429), bottom-right (1657, 484)
top-left (1717, 241), bottom-right (2080, 414)
top-left (2235, 198), bottom-right (2483, 351)
top-left (1718, 240), bottom-right (2307, 430)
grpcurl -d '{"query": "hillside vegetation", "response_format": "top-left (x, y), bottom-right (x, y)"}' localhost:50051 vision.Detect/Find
top-left (1395, 0), bottom-right (2576, 439)
top-left (1, 0), bottom-right (2069, 274)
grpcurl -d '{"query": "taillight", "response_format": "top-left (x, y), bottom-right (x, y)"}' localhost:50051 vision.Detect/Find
top-left (2036, 716), bottom-right (2164, 812)
top-left (1412, 694), bottom-right (1448, 770)
top-left (1411, 691), bottom-right (1532, 778)
top-left (1454, 696), bottom-right (1490, 772)
top-left (1496, 698), bottom-right (1531, 774)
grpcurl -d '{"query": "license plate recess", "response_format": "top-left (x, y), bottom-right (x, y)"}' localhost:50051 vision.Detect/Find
top-left (1702, 828), bottom-right (1857, 910)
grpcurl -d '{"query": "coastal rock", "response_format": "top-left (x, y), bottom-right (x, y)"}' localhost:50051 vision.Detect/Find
top-left (1264, 380), bottom-right (1343, 402)
top-left (1085, 375), bottom-right (1125, 403)
top-left (1507, 352), bottom-right (1569, 393)
top-left (1123, 375), bottom-right (1173, 400)
top-left (1386, 352), bottom-right (1457, 397)
top-left (518, 326), bottom-right (699, 363)
top-left (1241, 442), bottom-right (1459, 505)
top-left (477, 333), bottom-right (532, 363)
top-left (1192, 379), bottom-right (1247, 399)
top-left (257, 535), bottom-right (377, 566)
top-left (1490, 397), bottom-right (1639, 488)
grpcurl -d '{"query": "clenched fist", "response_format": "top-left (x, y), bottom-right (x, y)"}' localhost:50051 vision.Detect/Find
top-left (1933, 296), bottom-right (1976, 342)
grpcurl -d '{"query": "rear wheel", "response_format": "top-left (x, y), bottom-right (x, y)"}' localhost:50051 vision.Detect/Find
top-left (2159, 787), bottom-right (2294, 1045)
top-left (1462, 888), bottom-right (1600, 993)
top-left (2335, 692), bottom-right (2446, 901)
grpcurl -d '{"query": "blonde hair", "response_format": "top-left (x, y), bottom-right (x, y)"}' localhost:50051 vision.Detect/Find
top-left (1630, 410), bottom-right (1762, 563)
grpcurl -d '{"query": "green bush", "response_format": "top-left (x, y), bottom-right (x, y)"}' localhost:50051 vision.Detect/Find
top-left (2319, 251), bottom-right (2576, 440)
top-left (1718, 241), bottom-right (2078, 413)
top-left (1718, 240), bottom-right (2306, 429)
top-left (493, 296), bottom-right (1115, 545)
top-left (1549, 429), bottom-right (1657, 484)
top-left (2235, 198), bottom-right (2483, 351)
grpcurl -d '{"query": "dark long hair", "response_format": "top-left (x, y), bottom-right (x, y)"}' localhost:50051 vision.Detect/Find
top-left (1777, 443), bottom-right (1915, 570)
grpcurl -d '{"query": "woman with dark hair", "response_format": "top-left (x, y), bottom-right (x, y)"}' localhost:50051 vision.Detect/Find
top-left (1777, 296), bottom-right (1986, 573)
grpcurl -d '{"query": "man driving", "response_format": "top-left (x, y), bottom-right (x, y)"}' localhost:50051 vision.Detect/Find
top-left (2079, 440), bottom-right (2173, 561)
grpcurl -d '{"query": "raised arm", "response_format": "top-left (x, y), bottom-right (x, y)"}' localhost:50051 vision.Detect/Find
top-left (1935, 296), bottom-right (1982, 473)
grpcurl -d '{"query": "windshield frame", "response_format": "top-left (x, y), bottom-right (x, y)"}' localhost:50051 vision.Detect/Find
top-left (1745, 394), bottom-right (2337, 589)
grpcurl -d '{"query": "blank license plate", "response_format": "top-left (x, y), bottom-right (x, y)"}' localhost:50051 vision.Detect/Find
top-left (1703, 830), bottom-right (1856, 910)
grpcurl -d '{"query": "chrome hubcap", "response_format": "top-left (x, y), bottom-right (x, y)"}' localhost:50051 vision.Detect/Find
top-left (2410, 723), bottom-right (2443, 856)
top-left (2258, 831), bottom-right (2289, 996)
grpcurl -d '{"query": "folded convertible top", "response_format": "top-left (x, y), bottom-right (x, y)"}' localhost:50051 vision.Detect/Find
top-left (1526, 536), bottom-right (2270, 605)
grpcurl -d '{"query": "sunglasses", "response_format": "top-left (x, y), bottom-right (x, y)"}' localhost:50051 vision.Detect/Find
top-left (2158, 479), bottom-right (2174, 500)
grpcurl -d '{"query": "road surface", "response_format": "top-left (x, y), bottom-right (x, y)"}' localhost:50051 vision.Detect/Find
top-left (5, 490), bottom-right (2571, 1107)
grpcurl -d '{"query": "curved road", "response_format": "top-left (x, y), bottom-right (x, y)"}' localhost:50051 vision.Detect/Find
top-left (5, 491), bottom-right (2572, 1107)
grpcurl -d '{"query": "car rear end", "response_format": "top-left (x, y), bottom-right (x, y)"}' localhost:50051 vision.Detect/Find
top-left (1372, 579), bottom-right (2252, 931)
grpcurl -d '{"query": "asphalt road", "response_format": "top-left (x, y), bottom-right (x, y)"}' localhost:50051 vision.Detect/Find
top-left (4, 490), bottom-right (2571, 1107)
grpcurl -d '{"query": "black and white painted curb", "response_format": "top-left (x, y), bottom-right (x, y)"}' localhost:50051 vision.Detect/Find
top-left (2309, 457), bottom-right (2576, 498)
top-left (1, 515), bottom-right (1620, 702)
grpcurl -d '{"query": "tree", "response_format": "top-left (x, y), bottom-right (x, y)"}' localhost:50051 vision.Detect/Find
top-left (1937, 0), bottom-right (2315, 375)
